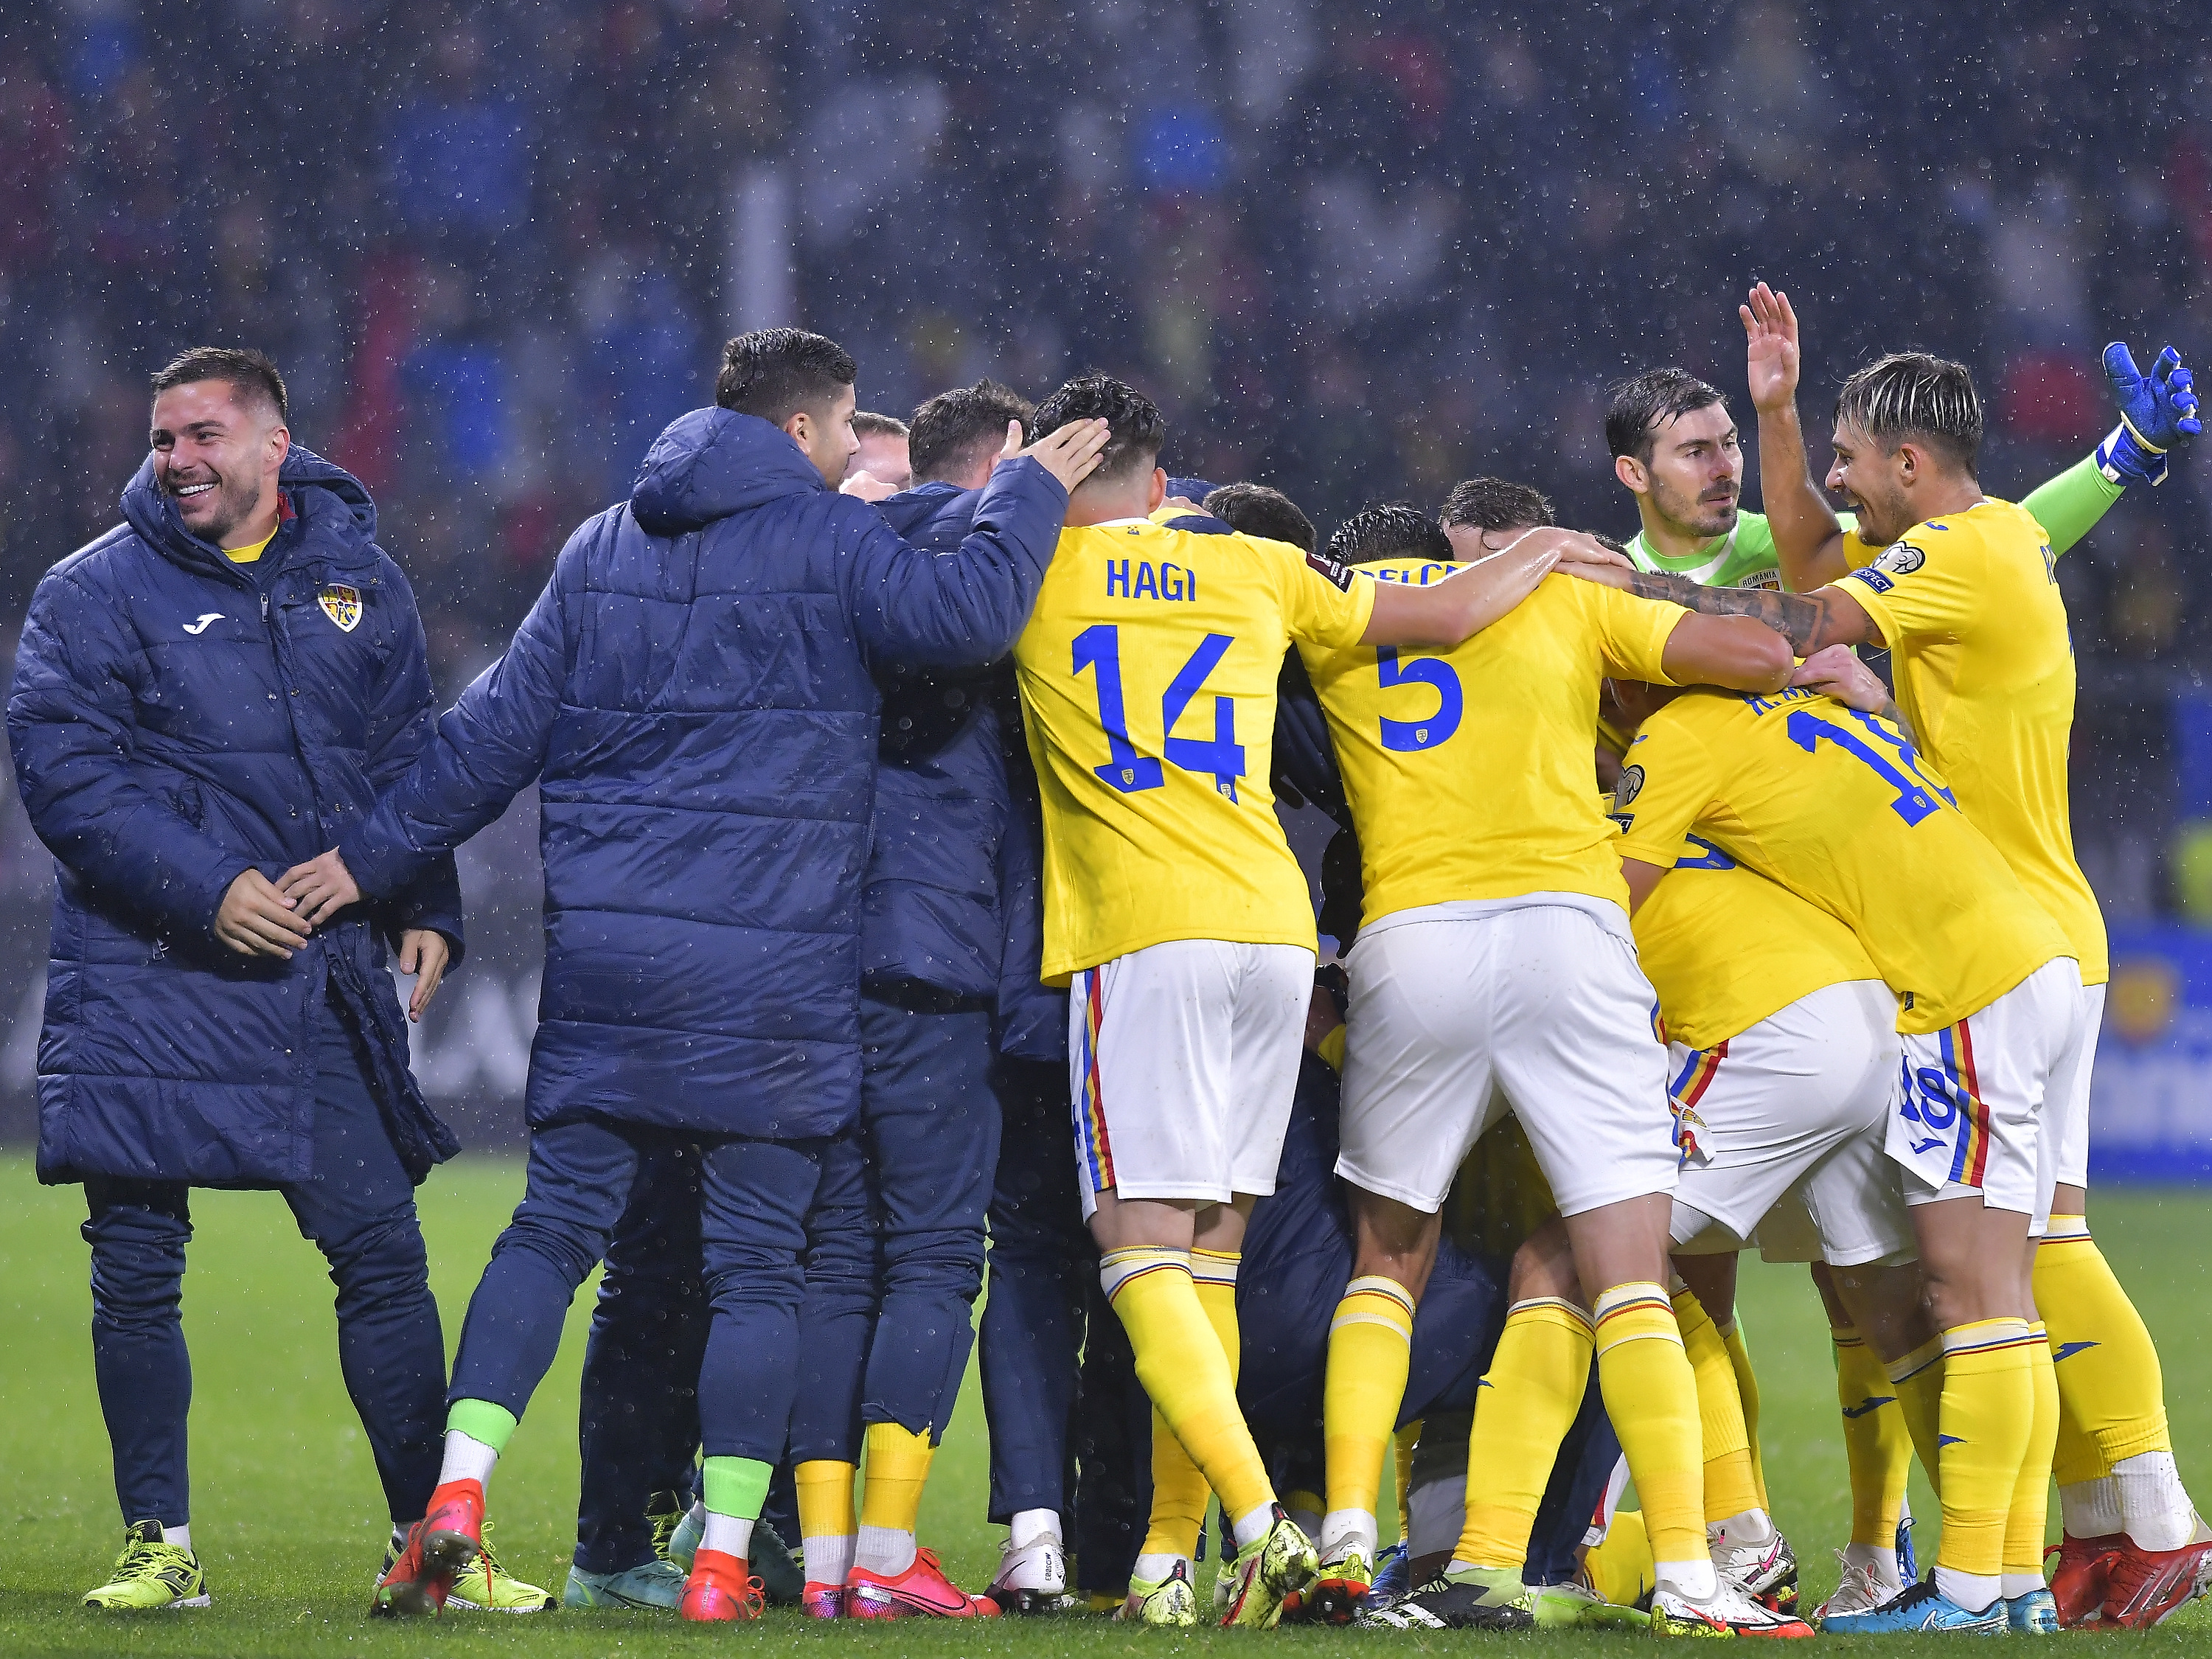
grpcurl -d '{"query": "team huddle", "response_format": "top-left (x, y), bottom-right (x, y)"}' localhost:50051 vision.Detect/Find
top-left (10, 288), bottom-right (2206, 1637)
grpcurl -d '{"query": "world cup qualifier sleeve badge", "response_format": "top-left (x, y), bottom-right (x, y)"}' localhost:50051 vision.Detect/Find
top-left (318, 583), bottom-right (363, 632)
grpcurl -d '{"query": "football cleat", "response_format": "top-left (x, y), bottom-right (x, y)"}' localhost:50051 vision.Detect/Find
top-left (801, 1579), bottom-right (847, 1618)
top-left (1817, 1575), bottom-right (2004, 1635)
top-left (1810, 1551), bottom-right (1900, 1621)
top-left (2045, 1531), bottom-right (2121, 1627)
top-left (2098, 1532), bottom-right (2212, 1628)
top-left (563, 1558), bottom-right (686, 1610)
top-left (2006, 1587), bottom-right (2059, 1634)
top-left (846, 1545), bottom-right (999, 1618)
top-left (1354, 1568), bottom-right (1534, 1631)
top-left (1652, 1576), bottom-right (1815, 1637)
top-left (1117, 1558), bottom-right (1199, 1627)
top-left (1359, 1540), bottom-right (1411, 1613)
top-left (679, 1548), bottom-right (763, 1621)
top-left (989, 1533), bottom-right (1074, 1613)
top-left (1217, 1504), bottom-right (1319, 1628)
top-left (748, 1520), bottom-right (807, 1606)
top-left (445, 1523), bottom-right (552, 1612)
top-left (1533, 1576), bottom-right (1652, 1630)
top-left (372, 1520), bottom-right (449, 1618)
top-left (1307, 1542), bottom-right (1372, 1625)
top-left (373, 1478), bottom-right (484, 1618)
top-left (1710, 1518), bottom-right (1799, 1612)
top-left (83, 1520), bottom-right (209, 1610)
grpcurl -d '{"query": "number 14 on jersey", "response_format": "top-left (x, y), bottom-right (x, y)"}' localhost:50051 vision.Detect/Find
top-left (1072, 625), bottom-right (1248, 800)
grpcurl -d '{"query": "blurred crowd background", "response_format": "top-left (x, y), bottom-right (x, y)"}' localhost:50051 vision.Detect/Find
top-left (2, 0), bottom-right (2211, 1076)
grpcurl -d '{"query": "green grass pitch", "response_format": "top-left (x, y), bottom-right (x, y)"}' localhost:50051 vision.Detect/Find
top-left (4, 1156), bottom-right (2209, 1655)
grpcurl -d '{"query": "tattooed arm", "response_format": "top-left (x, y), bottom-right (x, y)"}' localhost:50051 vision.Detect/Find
top-left (1562, 559), bottom-right (1880, 656)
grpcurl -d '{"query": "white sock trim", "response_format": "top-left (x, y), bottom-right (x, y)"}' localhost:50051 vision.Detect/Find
top-left (700, 1512), bottom-right (754, 1562)
top-left (1230, 1503), bottom-right (1275, 1551)
top-left (2059, 1475), bottom-right (2124, 1539)
top-left (803, 1532), bottom-right (855, 1585)
top-left (161, 1523), bottom-right (192, 1552)
top-left (855, 1523), bottom-right (917, 1578)
top-left (2115, 1450), bottom-right (2195, 1551)
top-left (1933, 1564), bottom-right (2000, 1614)
top-left (437, 1430), bottom-right (498, 1489)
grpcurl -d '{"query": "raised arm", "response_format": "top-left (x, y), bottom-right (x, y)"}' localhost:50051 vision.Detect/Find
top-left (1655, 613), bottom-right (1793, 695)
top-left (846, 420), bottom-right (1107, 668)
top-left (1360, 528), bottom-right (1627, 647)
top-left (1566, 556), bottom-right (1879, 655)
top-left (288, 528), bottom-right (582, 923)
top-left (1742, 285), bottom-right (1853, 591)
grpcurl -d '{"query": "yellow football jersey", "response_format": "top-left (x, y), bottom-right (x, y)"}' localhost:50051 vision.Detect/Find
top-left (1838, 497), bottom-right (2107, 984)
top-left (1611, 686), bottom-right (2070, 1034)
top-left (1628, 830), bottom-right (1885, 1051)
top-left (1013, 519), bottom-right (1374, 981)
top-left (1299, 566), bottom-right (1688, 925)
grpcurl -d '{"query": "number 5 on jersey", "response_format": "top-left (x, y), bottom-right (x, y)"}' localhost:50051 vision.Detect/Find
top-left (1073, 625), bottom-right (1248, 799)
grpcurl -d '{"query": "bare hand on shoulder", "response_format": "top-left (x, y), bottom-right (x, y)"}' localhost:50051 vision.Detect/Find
top-left (1005, 417), bottom-right (1112, 494)
top-left (838, 471), bottom-right (899, 502)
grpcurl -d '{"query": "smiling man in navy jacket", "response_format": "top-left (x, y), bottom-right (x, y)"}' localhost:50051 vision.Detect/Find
top-left (7, 348), bottom-right (498, 1610)
top-left (280, 329), bottom-right (1107, 1621)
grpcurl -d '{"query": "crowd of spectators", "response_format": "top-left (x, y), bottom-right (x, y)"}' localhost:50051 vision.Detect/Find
top-left (2, 0), bottom-right (2209, 916)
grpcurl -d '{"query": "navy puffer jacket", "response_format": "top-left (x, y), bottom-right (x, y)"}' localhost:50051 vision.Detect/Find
top-left (862, 481), bottom-right (1011, 1004)
top-left (339, 409), bottom-right (1070, 1139)
top-left (8, 448), bottom-right (463, 1186)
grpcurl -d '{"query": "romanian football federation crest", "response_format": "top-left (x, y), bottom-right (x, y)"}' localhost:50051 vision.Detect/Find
top-left (319, 584), bottom-right (362, 632)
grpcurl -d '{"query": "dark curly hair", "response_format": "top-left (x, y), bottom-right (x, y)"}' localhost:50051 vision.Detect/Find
top-left (1439, 476), bottom-right (1553, 533)
top-left (1202, 483), bottom-right (1316, 552)
top-left (715, 328), bottom-right (856, 423)
top-left (1327, 501), bottom-right (1452, 567)
top-left (1032, 372), bottom-right (1166, 484)
top-left (910, 379), bottom-right (1035, 484)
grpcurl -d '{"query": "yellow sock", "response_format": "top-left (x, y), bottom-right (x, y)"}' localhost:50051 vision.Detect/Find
top-left (1719, 1315), bottom-right (1768, 1512)
top-left (1102, 1247), bottom-right (1273, 1528)
top-left (1192, 1248), bottom-right (1242, 1381)
top-left (1453, 1298), bottom-right (1592, 1571)
top-left (1673, 1287), bottom-right (1759, 1523)
top-left (1394, 1421), bottom-right (1420, 1544)
top-left (1593, 1283), bottom-right (1705, 1570)
top-left (1322, 1276), bottom-right (1416, 1535)
top-left (796, 1458), bottom-right (857, 1543)
top-left (1934, 1319), bottom-right (2037, 1581)
top-left (1138, 1248), bottom-right (1246, 1561)
top-left (2003, 1324), bottom-right (2060, 1585)
top-left (1833, 1325), bottom-right (1911, 1549)
top-left (1142, 1406), bottom-right (1209, 1559)
top-left (858, 1422), bottom-right (933, 1535)
top-left (1884, 1335), bottom-right (1947, 1495)
top-left (2035, 1220), bottom-right (2172, 1466)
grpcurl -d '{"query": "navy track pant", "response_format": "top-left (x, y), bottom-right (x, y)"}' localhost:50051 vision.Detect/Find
top-left (448, 1118), bottom-right (824, 1477)
top-left (82, 1009), bottom-right (445, 1527)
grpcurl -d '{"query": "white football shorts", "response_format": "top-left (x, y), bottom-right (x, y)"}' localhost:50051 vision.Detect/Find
top-left (1887, 956), bottom-right (2086, 1225)
top-left (1336, 900), bottom-right (1675, 1218)
top-left (1066, 938), bottom-right (1312, 1220)
top-left (2039, 980), bottom-right (2104, 1200)
top-left (1666, 978), bottom-right (1916, 1267)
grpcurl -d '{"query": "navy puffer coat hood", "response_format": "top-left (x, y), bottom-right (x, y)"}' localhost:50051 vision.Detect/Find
top-left (340, 408), bottom-right (1070, 1139)
top-left (8, 445), bottom-right (463, 1186)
